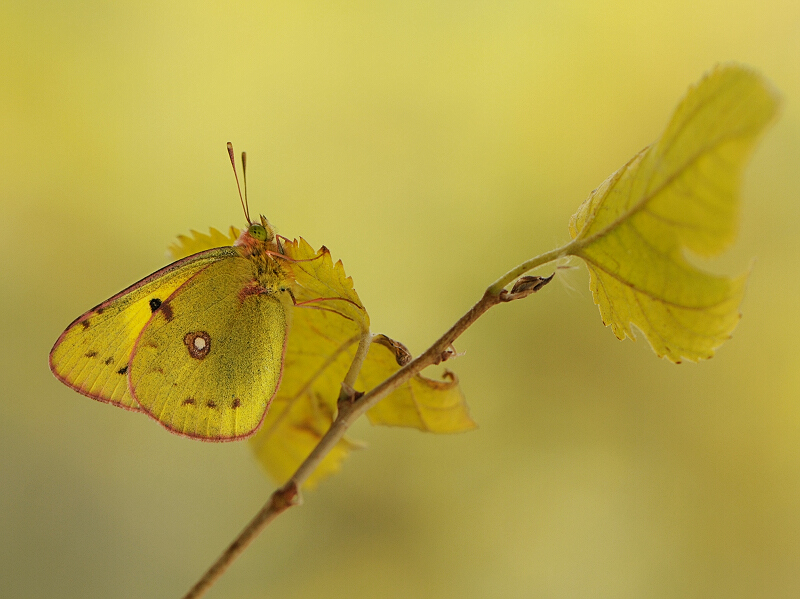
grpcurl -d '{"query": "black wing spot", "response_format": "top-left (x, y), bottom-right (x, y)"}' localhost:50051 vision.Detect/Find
top-left (149, 298), bottom-right (162, 312)
top-left (117, 365), bottom-right (128, 375)
top-left (231, 398), bottom-right (241, 409)
top-left (103, 357), bottom-right (114, 365)
top-left (95, 307), bottom-right (104, 315)
top-left (81, 320), bottom-right (90, 330)
top-left (182, 397), bottom-right (195, 406)
top-left (206, 400), bottom-right (217, 409)
top-left (85, 350), bottom-right (97, 358)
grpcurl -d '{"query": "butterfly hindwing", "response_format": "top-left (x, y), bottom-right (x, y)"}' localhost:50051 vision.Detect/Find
top-left (49, 248), bottom-right (238, 410)
top-left (129, 256), bottom-right (290, 440)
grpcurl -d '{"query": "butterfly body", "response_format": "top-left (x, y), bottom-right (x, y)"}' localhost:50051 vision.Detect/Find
top-left (50, 217), bottom-right (294, 441)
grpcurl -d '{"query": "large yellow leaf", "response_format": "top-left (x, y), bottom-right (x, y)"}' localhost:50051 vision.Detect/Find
top-left (568, 64), bottom-right (780, 362)
top-left (248, 262), bottom-right (474, 485)
top-left (169, 223), bottom-right (473, 487)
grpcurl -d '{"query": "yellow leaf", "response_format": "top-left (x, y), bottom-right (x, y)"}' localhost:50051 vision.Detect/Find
top-left (568, 64), bottom-right (780, 362)
top-left (362, 335), bottom-right (476, 433)
top-left (282, 237), bottom-right (370, 333)
top-left (249, 266), bottom-right (366, 487)
top-left (166, 224), bottom-right (471, 482)
top-left (168, 226), bottom-right (240, 259)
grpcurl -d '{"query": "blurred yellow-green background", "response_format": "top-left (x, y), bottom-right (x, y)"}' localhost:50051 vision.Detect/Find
top-left (2, 1), bottom-right (799, 598)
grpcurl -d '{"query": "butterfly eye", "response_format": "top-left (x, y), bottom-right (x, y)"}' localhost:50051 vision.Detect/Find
top-left (248, 223), bottom-right (269, 241)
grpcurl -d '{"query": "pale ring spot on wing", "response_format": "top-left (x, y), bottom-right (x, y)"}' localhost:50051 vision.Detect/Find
top-left (183, 331), bottom-right (211, 359)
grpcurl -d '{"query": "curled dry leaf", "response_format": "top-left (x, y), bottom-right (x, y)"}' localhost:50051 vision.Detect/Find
top-left (361, 336), bottom-right (476, 433)
top-left (501, 274), bottom-right (555, 301)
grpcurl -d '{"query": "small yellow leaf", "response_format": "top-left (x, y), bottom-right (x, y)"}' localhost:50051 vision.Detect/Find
top-left (362, 335), bottom-right (476, 433)
top-left (282, 237), bottom-right (370, 333)
top-left (168, 226), bottom-right (240, 259)
top-left (568, 64), bottom-right (780, 362)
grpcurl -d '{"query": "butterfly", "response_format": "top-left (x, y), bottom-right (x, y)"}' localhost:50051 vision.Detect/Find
top-left (50, 143), bottom-right (298, 441)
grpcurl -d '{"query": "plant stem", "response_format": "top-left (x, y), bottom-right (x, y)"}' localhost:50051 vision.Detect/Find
top-left (182, 246), bottom-right (566, 599)
top-left (342, 329), bottom-right (374, 390)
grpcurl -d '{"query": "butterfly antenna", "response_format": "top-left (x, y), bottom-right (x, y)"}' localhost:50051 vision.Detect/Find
top-left (227, 142), bottom-right (250, 223)
top-left (241, 150), bottom-right (250, 222)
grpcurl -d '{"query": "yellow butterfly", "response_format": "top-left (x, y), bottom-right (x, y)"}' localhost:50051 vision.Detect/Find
top-left (50, 144), bottom-right (296, 441)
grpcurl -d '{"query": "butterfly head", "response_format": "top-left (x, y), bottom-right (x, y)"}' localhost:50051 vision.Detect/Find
top-left (237, 215), bottom-right (278, 251)
top-left (247, 215), bottom-right (275, 243)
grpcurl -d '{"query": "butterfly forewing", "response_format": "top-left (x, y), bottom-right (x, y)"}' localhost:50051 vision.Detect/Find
top-left (49, 248), bottom-right (238, 410)
top-left (129, 256), bottom-right (290, 440)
